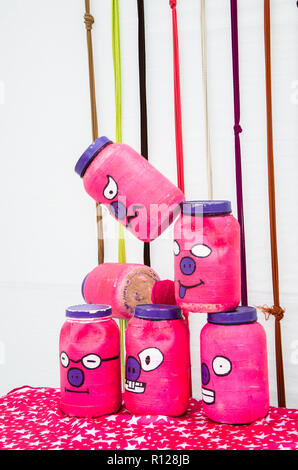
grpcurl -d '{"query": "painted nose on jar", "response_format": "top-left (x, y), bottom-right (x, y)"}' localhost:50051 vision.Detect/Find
top-left (126, 356), bottom-right (141, 382)
top-left (67, 367), bottom-right (85, 388)
top-left (110, 200), bottom-right (127, 220)
top-left (180, 256), bottom-right (196, 275)
top-left (201, 363), bottom-right (210, 386)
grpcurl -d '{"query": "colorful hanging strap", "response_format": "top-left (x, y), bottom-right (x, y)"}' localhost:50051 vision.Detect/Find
top-left (112, 0), bottom-right (127, 389)
top-left (230, 0), bottom-right (248, 306)
top-left (137, 0), bottom-right (151, 267)
top-left (169, 0), bottom-right (185, 194)
top-left (200, 0), bottom-right (214, 200)
top-left (260, 0), bottom-right (286, 407)
top-left (83, 0), bottom-right (104, 265)
top-left (169, 1), bottom-right (192, 396)
top-left (112, 0), bottom-right (126, 265)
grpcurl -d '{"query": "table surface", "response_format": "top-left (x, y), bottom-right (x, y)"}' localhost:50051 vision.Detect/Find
top-left (0, 386), bottom-right (298, 450)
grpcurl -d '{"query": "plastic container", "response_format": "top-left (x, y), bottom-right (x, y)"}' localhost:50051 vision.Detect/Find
top-left (174, 200), bottom-right (241, 312)
top-left (59, 304), bottom-right (121, 418)
top-left (124, 304), bottom-right (190, 416)
top-left (75, 137), bottom-right (185, 242)
top-left (82, 263), bottom-right (160, 320)
top-left (200, 306), bottom-right (269, 424)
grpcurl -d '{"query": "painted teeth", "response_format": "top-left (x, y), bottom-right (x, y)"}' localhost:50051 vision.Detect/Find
top-left (125, 379), bottom-right (146, 394)
top-left (202, 387), bottom-right (215, 404)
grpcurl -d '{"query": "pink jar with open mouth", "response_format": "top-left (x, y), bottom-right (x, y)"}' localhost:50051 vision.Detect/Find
top-left (124, 304), bottom-right (190, 417)
top-left (75, 137), bottom-right (185, 242)
top-left (59, 304), bottom-right (121, 418)
top-left (174, 200), bottom-right (241, 313)
top-left (200, 307), bottom-right (269, 424)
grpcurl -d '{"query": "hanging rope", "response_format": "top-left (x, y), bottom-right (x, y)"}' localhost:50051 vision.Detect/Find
top-left (262, 0), bottom-right (286, 407)
top-left (169, 0), bottom-right (192, 397)
top-left (83, 0), bottom-right (104, 265)
top-left (112, 0), bottom-right (126, 263)
top-left (169, 0), bottom-right (185, 194)
top-left (200, 0), bottom-right (213, 200)
top-left (230, 0), bottom-right (248, 306)
top-left (137, 0), bottom-right (151, 267)
top-left (112, 0), bottom-right (127, 390)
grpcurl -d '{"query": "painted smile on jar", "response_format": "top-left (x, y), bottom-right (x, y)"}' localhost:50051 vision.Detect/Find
top-left (201, 387), bottom-right (215, 405)
top-left (126, 205), bottom-right (144, 227)
top-left (60, 352), bottom-right (119, 395)
top-left (178, 279), bottom-right (205, 299)
top-left (109, 201), bottom-right (144, 228)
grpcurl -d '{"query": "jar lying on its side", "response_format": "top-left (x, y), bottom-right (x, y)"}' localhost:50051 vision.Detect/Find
top-left (75, 137), bottom-right (185, 242)
top-left (81, 262), bottom-right (160, 319)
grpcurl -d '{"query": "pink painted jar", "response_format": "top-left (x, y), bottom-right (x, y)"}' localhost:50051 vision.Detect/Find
top-left (82, 263), bottom-right (160, 320)
top-left (174, 200), bottom-right (241, 312)
top-left (59, 304), bottom-right (121, 418)
top-left (124, 304), bottom-right (190, 417)
top-left (75, 137), bottom-right (185, 242)
top-left (200, 306), bottom-right (269, 424)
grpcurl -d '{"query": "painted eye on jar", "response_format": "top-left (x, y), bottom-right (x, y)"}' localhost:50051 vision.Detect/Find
top-left (60, 351), bottom-right (69, 368)
top-left (212, 356), bottom-right (232, 376)
top-left (173, 240), bottom-right (180, 256)
top-left (190, 243), bottom-right (212, 258)
top-left (103, 175), bottom-right (118, 200)
top-left (138, 347), bottom-right (164, 372)
top-left (81, 354), bottom-right (101, 370)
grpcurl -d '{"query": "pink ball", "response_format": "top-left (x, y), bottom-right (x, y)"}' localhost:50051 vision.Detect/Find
top-left (59, 305), bottom-right (121, 418)
top-left (151, 279), bottom-right (176, 305)
top-left (82, 263), bottom-right (160, 320)
top-left (124, 305), bottom-right (190, 417)
top-left (200, 307), bottom-right (269, 424)
top-left (75, 138), bottom-right (185, 242)
top-left (174, 201), bottom-right (241, 312)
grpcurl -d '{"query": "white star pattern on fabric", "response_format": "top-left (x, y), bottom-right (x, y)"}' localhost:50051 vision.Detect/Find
top-left (0, 387), bottom-right (298, 450)
top-left (135, 436), bottom-right (146, 445)
top-left (125, 443), bottom-right (137, 450)
top-left (127, 416), bottom-right (141, 425)
top-left (85, 428), bottom-right (98, 437)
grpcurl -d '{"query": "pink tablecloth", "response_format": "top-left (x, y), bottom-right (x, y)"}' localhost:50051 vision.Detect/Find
top-left (0, 387), bottom-right (297, 450)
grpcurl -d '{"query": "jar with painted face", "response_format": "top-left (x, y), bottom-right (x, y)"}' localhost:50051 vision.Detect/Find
top-left (124, 304), bottom-right (190, 417)
top-left (59, 304), bottom-right (121, 418)
top-left (75, 137), bottom-right (185, 242)
top-left (200, 306), bottom-right (270, 424)
top-left (174, 200), bottom-right (241, 313)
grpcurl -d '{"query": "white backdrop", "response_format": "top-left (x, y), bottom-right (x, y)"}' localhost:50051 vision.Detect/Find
top-left (0, 0), bottom-right (297, 408)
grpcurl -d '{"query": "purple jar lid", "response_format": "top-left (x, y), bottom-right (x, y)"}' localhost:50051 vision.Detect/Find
top-left (208, 306), bottom-right (257, 325)
top-left (66, 304), bottom-right (112, 319)
top-left (181, 200), bottom-right (232, 216)
top-left (81, 273), bottom-right (88, 301)
top-left (134, 304), bottom-right (182, 321)
top-left (75, 136), bottom-right (112, 177)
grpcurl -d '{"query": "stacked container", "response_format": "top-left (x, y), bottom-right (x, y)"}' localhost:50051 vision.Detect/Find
top-left (75, 137), bottom-right (185, 242)
top-left (68, 138), bottom-right (270, 424)
top-left (174, 200), bottom-right (241, 313)
top-left (124, 304), bottom-right (190, 417)
top-left (174, 200), bottom-right (269, 424)
top-left (59, 304), bottom-right (121, 418)
top-left (200, 307), bottom-right (269, 424)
